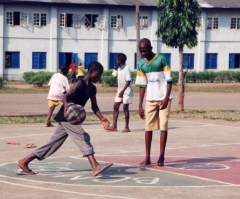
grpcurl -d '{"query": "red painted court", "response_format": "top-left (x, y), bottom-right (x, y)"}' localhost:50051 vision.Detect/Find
top-left (0, 119), bottom-right (239, 198)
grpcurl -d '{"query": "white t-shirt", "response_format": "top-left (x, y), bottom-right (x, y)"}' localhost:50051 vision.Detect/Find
top-left (47, 73), bottom-right (70, 101)
top-left (117, 65), bottom-right (133, 96)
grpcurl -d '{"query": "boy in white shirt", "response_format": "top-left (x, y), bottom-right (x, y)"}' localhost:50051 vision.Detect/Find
top-left (107, 53), bottom-right (133, 132)
top-left (46, 64), bottom-right (70, 127)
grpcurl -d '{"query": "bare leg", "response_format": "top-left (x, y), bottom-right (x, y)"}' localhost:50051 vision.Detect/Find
top-left (17, 153), bottom-right (37, 172)
top-left (122, 104), bottom-right (130, 132)
top-left (87, 154), bottom-right (113, 176)
top-left (46, 106), bottom-right (55, 126)
top-left (140, 131), bottom-right (152, 165)
top-left (158, 130), bottom-right (168, 166)
top-left (107, 102), bottom-right (121, 131)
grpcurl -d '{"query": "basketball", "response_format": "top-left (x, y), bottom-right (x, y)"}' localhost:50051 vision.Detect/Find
top-left (65, 104), bottom-right (86, 125)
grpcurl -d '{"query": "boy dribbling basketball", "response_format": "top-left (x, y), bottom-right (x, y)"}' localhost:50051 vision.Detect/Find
top-left (17, 62), bottom-right (112, 176)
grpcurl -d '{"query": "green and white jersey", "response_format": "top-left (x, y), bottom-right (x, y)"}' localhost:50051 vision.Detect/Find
top-left (135, 53), bottom-right (173, 101)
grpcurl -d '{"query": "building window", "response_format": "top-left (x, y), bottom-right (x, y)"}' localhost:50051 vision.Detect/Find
top-left (33, 13), bottom-right (47, 27)
top-left (6, 11), bottom-right (28, 26)
top-left (162, 53), bottom-right (171, 66)
top-left (20, 13), bottom-right (28, 27)
top-left (84, 53), bottom-right (98, 69)
top-left (85, 14), bottom-right (98, 28)
top-left (5, 52), bottom-right (20, 69)
top-left (229, 53), bottom-right (240, 69)
top-left (207, 17), bottom-right (218, 29)
top-left (109, 53), bottom-right (120, 69)
top-left (73, 14), bottom-right (81, 28)
top-left (6, 12), bottom-right (13, 25)
top-left (59, 52), bottom-right (78, 68)
top-left (205, 53), bottom-right (218, 69)
top-left (140, 16), bottom-right (148, 28)
top-left (183, 54), bottom-right (194, 69)
top-left (230, 18), bottom-right (240, 29)
top-left (60, 14), bottom-right (65, 27)
top-left (60, 13), bottom-right (74, 27)
top-left (32, 52), bottom-right (47, 69)
top-left (110, 15), bottom-right (123, 29)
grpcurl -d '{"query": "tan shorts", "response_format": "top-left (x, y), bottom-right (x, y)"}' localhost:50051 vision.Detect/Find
top-left (48, 100), bottom-right (62, 108)
top-left (114, 93), bottom-right (132, 104)
top-left (145, 100), bottom-right (171, 131)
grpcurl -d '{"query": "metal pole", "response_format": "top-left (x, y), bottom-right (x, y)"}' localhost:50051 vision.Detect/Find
top-left (136, 0), bottom-right (141, 64)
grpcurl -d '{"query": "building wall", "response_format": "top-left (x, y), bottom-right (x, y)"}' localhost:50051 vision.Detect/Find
top-left (0, 3), bottom-right (240, 80)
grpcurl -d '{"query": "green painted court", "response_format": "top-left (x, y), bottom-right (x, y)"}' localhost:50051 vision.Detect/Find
top-left (0, 119), bottom-right (239, 199)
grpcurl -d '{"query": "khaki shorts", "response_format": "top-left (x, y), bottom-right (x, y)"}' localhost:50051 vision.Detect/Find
top-left (114, 93), bottom-right (132, 104)
top-left (145, 100), bottom-right (171, 131)
top-left (48, 100), bottom-right (62, 108)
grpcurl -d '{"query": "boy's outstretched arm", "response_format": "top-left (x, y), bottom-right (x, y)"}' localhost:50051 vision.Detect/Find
top-left (90, 88), bottom-right (110, 129)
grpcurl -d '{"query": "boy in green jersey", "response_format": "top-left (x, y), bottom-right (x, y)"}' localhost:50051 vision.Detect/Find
top-left (135, 38), bottom-right (173, 166)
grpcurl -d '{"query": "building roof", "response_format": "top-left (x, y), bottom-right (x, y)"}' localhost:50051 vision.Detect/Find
top-left (197, 0), bottom-right (240, 8)
top-left (0, 0), bottom-right (158, 7)
top-left (1, 0), bottom-right (240, 9)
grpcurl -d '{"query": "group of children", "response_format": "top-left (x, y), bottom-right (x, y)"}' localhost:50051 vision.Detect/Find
top-left (17, 38), bottom-right (172, 176)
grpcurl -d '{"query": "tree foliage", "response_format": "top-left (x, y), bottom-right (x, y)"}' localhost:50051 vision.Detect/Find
top-left (156, 0), bottom-right (201, 48)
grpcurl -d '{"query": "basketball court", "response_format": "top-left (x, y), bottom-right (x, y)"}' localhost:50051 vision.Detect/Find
top-left (0, 118), bottom-right (239, 199)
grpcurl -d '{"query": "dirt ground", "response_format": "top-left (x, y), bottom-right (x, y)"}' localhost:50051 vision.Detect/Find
top-left (0, 92), bottom-right (240, 116)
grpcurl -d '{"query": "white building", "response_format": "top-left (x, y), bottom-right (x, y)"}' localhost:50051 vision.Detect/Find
top-left (0, 0), bottom-right (240, 80)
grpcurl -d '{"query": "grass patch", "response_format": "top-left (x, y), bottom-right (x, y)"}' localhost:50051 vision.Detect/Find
top-left (0, 87), bottom-right (49, 94)
top-left (1, 110), bottom-right (240, 124)
top-left (171, 110), bottom-right (240, 122)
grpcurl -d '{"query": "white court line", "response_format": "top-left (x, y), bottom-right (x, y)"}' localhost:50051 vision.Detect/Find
top-left (0, 155), bottom-right (239, 190)
top-left (0, 128), bottom-right (105, 140)
top-left (101, 142), bottom-right (240, 155)
top-left (0, 179), bottom-right (139, 199)
top-left (0, 158), bottom-right (236, 189)
top-left (171, 119), bottom-right (240, 129)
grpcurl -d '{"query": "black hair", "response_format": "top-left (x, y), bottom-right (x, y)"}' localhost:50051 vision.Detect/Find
top-left (88, 61), bottom-right (104, 73)
top-left (139, 38), bottom-right (152, 47)
top-left (60, 64), bottom-right (69, 73)
top-left (117, 53), bottom-right (127, 64)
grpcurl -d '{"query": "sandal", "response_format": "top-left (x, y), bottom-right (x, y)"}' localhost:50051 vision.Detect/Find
top-left (24, 143), bottom-right (37, 148)
top-left (93, 163), bottom-right (113, 177)
top-left (17, 162), bottom-right (37, 175)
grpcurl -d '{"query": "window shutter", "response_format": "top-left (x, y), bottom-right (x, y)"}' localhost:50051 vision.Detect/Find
top-left (164, 53), bottom-right (171, 66)
top-left (12, 52), bottom-right (20, 68)
top-left (205, 54), bottom-right (210, 69)
top-left (32, 52), bottom-right (40, 69)
top-left (40, 52), bottom-right (46, 69)
top-left (109, 53), bottom-right (119, 69)
top-left (183, 54), bottom-right (189, 69)
top-left (212, 54), bottom-right (217, 69)
top-left (229, 54), bottom-right (235, 69)
top-left (190, 54), bottom-right (194, 69)
top-left (71, 53), bottom-right (78, 65)
top-left (84, 53), bottom-right (98, 69)
top-left (59, 53), bottom-right (66, 68)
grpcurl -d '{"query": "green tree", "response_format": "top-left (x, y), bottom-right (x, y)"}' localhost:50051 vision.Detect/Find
top-left (156, 0), bottom-right (201, 111)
